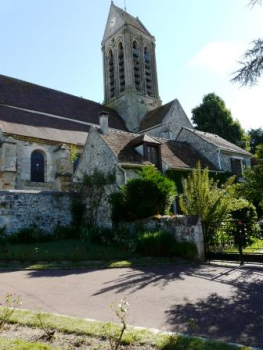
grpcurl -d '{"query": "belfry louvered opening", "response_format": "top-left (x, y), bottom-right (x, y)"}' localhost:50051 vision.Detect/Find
top-left (133, 41), bottom-right (141, 92)
top-left (118, 42), bottom-right (125, 92)
top-left (108, 49), bottom-right (115, 98)
top-left (144, 47), bottom-right (152, 96)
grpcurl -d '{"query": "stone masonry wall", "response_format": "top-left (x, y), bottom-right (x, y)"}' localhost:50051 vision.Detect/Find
top-left (0, 191), bottom-right (74, 234)
top-left (123, 215), bottom-right (205, 261)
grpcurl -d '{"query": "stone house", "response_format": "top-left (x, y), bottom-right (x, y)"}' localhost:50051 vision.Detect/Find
top-left (0, 2), bottom-right (252, 194)
top-left (74, 112), bottom-right (218, 187)
top-left (177, 127), bottom-right (251, 178)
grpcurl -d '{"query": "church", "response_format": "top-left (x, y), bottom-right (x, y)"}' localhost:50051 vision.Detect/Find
top-left (0, 2), bottom-right (251, 192)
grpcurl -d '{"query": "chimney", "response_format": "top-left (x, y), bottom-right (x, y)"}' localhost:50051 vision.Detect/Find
top-left (99, 111), bottom-right (109, 134)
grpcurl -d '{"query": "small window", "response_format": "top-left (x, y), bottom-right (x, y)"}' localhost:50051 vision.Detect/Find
top-left (231, 158), bottom-right (242, 178)
top-left (31, 151), bottom-right (45, 182)
top-left (144, 145), bottom-right (160, 168)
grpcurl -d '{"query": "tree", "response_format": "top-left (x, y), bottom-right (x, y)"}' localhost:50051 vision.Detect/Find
top-left (191, 93), bottom-right (248, 146)
top-left (248, 128), bottom-right (263, 153)
top-left (232, 0), bottom-right (263, 86)
top-left (179, 163), bottom-right (237, 229)
top-left (110, 166), bottom-right (177, 222)
top-left (238, 148), bottom-right (263, 216)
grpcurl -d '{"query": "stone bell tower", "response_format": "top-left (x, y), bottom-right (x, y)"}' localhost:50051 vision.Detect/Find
top-left (102, 2), bottom-right (161, 132)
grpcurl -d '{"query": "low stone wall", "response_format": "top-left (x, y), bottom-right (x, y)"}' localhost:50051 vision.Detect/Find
top-left (0, 190), bottom-right (74, 234)
top-left (124, 215), bottom-right (205, 261)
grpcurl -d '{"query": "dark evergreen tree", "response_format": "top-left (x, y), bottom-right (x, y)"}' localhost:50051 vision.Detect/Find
top-left (248, 128), bottom-right (263, 153)
top-left (191, 93), bottom-right (248, 146)
top-left (232, 0), bottom-right (263, 86)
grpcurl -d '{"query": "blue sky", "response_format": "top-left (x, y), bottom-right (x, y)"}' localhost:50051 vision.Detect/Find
top-left (1, 0), bottom-right (262, 130)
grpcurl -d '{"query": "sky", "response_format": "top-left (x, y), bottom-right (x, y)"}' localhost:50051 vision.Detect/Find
top-left (1, 0), bottom-right (262, 131)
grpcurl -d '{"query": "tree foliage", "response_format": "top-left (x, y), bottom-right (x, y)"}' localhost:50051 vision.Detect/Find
top-left (248, 128), bottom-right (263, 153)
top-left (110, 166), bottom-right (177, 222)
top-left (191, 93), bottom-right (248, 146)
top-left (232, 0), bottom-right (263, 86)
top-left (179, 163), bottom-right (237, 227)
top-left (238, 154), bottom-right (263, 214)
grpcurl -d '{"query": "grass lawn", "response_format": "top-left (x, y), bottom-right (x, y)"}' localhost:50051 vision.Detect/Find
top-left (0, 309), bottom-right (251, 350)
top-left (0, 239), bottom-right (138, 262)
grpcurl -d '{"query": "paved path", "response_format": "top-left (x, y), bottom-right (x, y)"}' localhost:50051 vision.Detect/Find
top-left (0, 264), bottom-right (263, 348)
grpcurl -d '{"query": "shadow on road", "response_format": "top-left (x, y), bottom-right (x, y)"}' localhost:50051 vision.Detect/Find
top-left (92, 264), bottom-right (200, 295)
top-left (165, 265), bottom-right (263, 348)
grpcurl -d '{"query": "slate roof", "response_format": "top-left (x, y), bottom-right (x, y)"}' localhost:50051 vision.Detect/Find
top-left (159, 139), bottom-right (218, 171)
top-left (139, 100), bottom-right (174, 131)
top-left (99, 129), bottom-right (217, 170)
top-left (181, 127), bottom-right (251, 157)
top-left (0, 74), bottom-right (127, 139)
top-left (100, 129), bottom-right (151, 165)
top-left (0, 105), bottom-right (88, 145)
top-left (113, 4), bottom-right (152, 37)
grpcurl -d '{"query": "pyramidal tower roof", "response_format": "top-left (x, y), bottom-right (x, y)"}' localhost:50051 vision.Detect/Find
top-left (103, 2), bottom-right (153, 42)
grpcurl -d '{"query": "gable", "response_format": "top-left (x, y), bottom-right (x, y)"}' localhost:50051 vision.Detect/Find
top-left (139, 99), bottom-right (192, 136)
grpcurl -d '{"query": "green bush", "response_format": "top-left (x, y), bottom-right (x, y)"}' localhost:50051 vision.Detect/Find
top-left (53, 225), bottom-right (78, 240)
top-left (87, 226), bottom-right (115, 246)
top-left (8, 227), bottom-right (50, 244)
top-left (136, 230), bottom-right (197, 258)
top-left (0, 226), bottom-right (7, 246)
top-left (110, 166), bottom-right (177, 222)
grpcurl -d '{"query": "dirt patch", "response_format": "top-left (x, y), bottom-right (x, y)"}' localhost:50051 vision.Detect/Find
top-left (0, 324), bottom-right (155, 349)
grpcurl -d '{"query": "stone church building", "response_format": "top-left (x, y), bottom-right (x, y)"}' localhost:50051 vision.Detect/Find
top-left (0, 2), bottom-right (251, 193)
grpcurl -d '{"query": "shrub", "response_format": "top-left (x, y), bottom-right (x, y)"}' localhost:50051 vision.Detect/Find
top-left (53, 225), bottom-right (78, 240)
top-left (0, 226), bottom-right (7, 246)
top-left (88, 226), bottom-right (115, 246)
top-left (8, 227), bottom-right (50, 244)
top-left (136, 230), bottom-right (197, 258)
top-left (110, 166), bottom-right (177, 222)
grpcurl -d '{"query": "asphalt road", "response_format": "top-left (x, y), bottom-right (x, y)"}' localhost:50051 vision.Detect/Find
top-left (0, 264), bottom-right (263, 348)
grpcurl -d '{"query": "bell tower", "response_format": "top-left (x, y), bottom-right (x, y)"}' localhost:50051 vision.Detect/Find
top-left (102, 2), bottom-right (161, 132)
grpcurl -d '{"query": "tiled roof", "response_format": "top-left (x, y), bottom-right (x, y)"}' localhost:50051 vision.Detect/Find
top-left (99, 129), bottom-right (217, 170)
top-left (182, 127), bottom-right (251, 156)
top-left (114, 4), bottom-right (152, 37)
top-left (129, 133), bottom-right (161, 146)
top-left (0, 105), bottom-right (88, 145)
top-left (100, 129), bottom-right (151, 165)
top-left (139, 100), bottom-right (174, 131)
top-left (159, 139), bottom-right (218, 171)
top-left (0, 74), bottom-right (127, 131)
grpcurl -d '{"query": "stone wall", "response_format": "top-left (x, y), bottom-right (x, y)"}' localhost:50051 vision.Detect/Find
top-left (123, 215), bottom-right (205, 261)
top-left (0, 190), bottom-right (74, 234)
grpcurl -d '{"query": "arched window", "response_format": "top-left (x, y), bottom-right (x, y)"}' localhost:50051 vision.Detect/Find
top-left (118, 42), bottom-right (125, 92)
top-left (31, 151), bottom-right (45, 183)
top-left (144, 47), bottom-right (152, 96)
top-left (133, 41), bottom-right (141, 92)
top-left (108, 49), bottom-right (115, 98)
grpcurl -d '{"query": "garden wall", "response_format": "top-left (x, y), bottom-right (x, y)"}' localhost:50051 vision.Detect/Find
top-left (0, 190), bottom-right (74, 234)
top-left (125, 215), bottom-right (205, 261)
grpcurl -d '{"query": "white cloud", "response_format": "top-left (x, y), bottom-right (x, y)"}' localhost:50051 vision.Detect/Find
top-left (188, 41), bottom-right (245, 75)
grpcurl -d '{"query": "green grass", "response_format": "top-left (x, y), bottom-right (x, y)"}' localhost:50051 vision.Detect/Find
top-left (0, 338), bottom-right (56, 349)
top-left (0, 239), bottom-right (138, 262)
top-left (0, 308), bottom-right (251, 350)
top-left (0, 256), bottom-right (180, 270)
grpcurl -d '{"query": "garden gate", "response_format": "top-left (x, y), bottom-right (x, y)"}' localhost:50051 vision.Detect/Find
top-left (203, 220), bottom-right (263, 264)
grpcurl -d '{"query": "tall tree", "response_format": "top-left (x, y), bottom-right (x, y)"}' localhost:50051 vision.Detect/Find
top-left (191, 93), bottom-right (248, 146)
top-left (248, 128), bottom-right (263, 153)
top-left (232, 0), bottom-right (263, 86)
